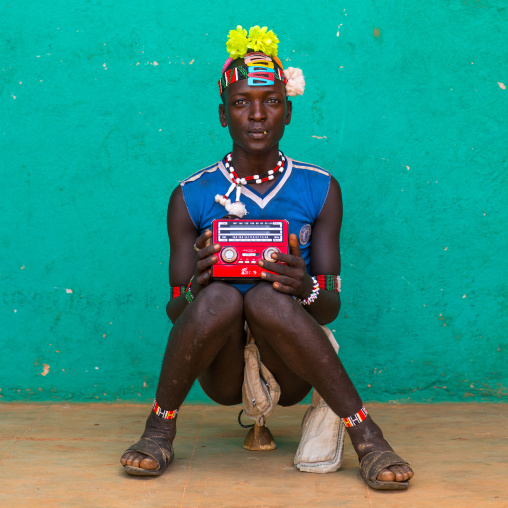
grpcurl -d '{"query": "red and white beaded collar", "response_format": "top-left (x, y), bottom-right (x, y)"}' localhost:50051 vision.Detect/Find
top-left (215, 151), bottom-right (285, 218)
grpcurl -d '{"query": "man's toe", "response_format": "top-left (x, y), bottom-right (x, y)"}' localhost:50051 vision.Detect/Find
top-left (395, 465), bottom-right (410, 481)
top-left (120, 451), bottom-right (135, 465)
top-left (140, 456), bottom-right (158, 470)
top-left (376, 468), bottom-right (395, 481)
top-left (130, 456), bottom-right (141, 468)
top-left (377, 465), bottom-right (414, 482)
top-left (121, 452), bottom-right (158, 470)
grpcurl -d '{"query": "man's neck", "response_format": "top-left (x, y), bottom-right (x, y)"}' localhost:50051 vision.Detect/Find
top-left (230, 145), bottom-right (281, 178)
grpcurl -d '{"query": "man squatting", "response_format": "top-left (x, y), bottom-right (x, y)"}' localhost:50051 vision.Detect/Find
top-left (120, 25), bottom-right (414, 490)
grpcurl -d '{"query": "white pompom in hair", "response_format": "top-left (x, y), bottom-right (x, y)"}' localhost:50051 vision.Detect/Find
top-left (284, 67), bottom-right (305, 97)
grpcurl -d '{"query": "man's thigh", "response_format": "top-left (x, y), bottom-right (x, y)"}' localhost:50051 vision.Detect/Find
top-left (197, 316), bottom-right (246, 405)
top-left (244, 283), bottom-right (314, 405)
top-left (253, 332), bottom-right (312, 406)
top-left (195, 282), bottom-right (313, 407)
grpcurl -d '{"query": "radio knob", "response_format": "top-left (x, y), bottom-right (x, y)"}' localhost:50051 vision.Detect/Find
top-left (263, 247), bottom-right (280, 262)
top-left (221, 247), bottom-right (238, 263)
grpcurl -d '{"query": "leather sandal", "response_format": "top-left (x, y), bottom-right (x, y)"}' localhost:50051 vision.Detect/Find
top-left (359, 450), bottom-right (411, 490)
top-left (123, 436), bottom-right (174, 476)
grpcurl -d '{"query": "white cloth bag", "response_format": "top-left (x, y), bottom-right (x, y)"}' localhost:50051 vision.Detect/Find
top-left (293, 326), bottom-right (346, 473)
top-left (242, 325), bottom-right (345, 473)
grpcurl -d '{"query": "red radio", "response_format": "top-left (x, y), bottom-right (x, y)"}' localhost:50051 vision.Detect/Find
top-left (211, 219), bottom-right (289, 283)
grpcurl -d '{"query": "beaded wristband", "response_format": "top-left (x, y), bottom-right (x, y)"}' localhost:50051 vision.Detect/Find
top-left (170, 286), bottom-right (186, 300)
top-left (316, 275), bottom-right (341, 293)
top-left (296, 276), bottom-right (320, 306)
top-left (185, 276), bottom-right (195, 303)
top-left (342, 404), bottom-right (368, 427)
top-left (153, 398), bottom-right (179, 420)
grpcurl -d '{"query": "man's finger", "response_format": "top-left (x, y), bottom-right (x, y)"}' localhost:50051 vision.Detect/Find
top-left (196, 254), bottom-right (219, 272)
top-left (272, 281), bottom-right (297, 294)
top-left (259, 271), bottom-right (296, 294)
top-left (260, 270), bottom-right (297, 288)
top-left (195, 229), bottom-right (213, 250)
top-left (196, 269), bottom-right (211, 286)
top-left (288, 234), bottom-right (302, 258)
top-left (197, 243), bottom-right (220, 260)
top-left (259, 259), bottom-right (295, 276)
top-left (266, 249), bottom-right (304, 267)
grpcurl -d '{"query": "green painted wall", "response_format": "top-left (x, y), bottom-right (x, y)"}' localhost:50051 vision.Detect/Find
top-left (1, 1), bottom-right (506, 403)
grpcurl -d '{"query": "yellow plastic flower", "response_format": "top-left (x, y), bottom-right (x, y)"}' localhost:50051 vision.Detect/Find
top-left (247, 26), bottom-right (279, 57)
top-left (226, 25), bottom-right (249, 59)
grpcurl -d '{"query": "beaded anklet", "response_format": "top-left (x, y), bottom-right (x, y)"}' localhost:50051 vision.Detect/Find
top-left (342, 404), bottom-right (368, 427)
top-left (153, 399), bottom-right (179, 420)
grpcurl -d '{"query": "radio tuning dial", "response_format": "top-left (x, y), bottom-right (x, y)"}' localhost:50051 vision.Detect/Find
top-left (263, 247), bottom-right (280, 262)
top-left (221, 247), bottom-right (238, 263)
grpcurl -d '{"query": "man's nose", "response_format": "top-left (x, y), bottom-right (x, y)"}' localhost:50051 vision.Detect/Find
top-left (249, 101), bottom-right (266, 121)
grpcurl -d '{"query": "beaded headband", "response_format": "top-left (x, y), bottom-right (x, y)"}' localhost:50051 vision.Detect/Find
top-left (219, 53), bottom-right (286, 95)
top-left (218, 25), bottom-right (305, 97)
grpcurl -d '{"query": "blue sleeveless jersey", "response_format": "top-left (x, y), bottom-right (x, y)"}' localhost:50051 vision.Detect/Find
top-left (180, 156), bottom-right (331, 293)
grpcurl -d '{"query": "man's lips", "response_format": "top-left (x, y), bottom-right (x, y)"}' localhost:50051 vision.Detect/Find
top-left (247, 129), bottom-right (268, 138)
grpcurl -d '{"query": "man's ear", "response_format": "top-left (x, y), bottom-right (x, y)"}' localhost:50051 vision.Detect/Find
top-left (285, 99), bottom-right (292, 125)
top-left (219, 104), bottom-right (227, 127)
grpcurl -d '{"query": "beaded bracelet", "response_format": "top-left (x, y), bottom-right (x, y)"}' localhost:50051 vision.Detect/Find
top-left (185, 276), bottom-right (195, 303)
top-left (170, 286), bottom-right (187, 300)
top-left (316, 274), bottom-right (341, 293)
top-left (295, 276), bottom-right (320, 306)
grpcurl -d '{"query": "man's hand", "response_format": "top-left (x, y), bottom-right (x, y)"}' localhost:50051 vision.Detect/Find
top-left (192, 230), bottom-right (221, 295)
top-left (258, 234), bottom-right (314, 299)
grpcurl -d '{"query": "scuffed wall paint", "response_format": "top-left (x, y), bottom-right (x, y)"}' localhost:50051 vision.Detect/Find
top-left (1, 1), bottom-right (506, 402)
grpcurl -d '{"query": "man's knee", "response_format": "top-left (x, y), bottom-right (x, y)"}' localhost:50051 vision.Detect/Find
top-left (192, 282), bottom-right (244, 324)
top-left (244, 282), bottom-right (297, 327)
top-left (172, 283), bottom-right (244, 353)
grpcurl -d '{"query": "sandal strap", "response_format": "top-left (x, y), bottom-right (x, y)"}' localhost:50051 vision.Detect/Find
top-left (124, 436), bottom-right (173, 470)
top-left (360, 450), bottom-right (410, 482)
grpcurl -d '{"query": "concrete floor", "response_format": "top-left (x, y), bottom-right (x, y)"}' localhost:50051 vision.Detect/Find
top-left (0, 403), bottom-right (506, 507)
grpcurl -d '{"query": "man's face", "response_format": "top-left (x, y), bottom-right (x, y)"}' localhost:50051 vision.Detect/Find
top-left (219, 77), bottom-right (292, 155)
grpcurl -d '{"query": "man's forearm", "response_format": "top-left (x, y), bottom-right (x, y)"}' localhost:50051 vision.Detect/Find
top-left (304, 291), bottom-right (341, 325)
top-left (166, 296), bottom-right (189, 324)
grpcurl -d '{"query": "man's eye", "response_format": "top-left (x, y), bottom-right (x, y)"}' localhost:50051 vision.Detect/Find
top-left (233, 99), bottom-right (247, 105)
top-left (266, 98), bottom-right (281, 103)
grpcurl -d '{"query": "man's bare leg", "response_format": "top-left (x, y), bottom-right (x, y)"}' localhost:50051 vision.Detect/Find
top-left (121, 283), bottom-right (245, 470)
top-left (244, 283), bottom-right (413, 483)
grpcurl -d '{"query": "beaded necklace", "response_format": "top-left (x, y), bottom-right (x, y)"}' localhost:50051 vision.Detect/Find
top-left (225, 151), bottom-right (285, 185)
top-left (215, 151), bottom-right (286, 218)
